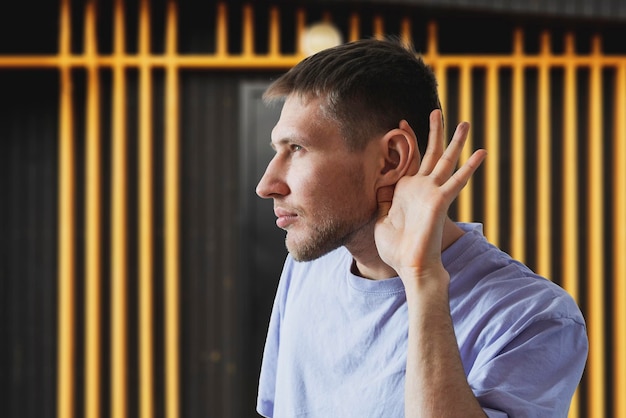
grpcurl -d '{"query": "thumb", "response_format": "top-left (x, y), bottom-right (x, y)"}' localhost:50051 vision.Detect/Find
top-left (376, 185), bottom-right (395, 219)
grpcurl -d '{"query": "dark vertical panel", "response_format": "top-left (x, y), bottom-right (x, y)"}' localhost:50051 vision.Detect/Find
top-left (179, 72), bottom-right (282, 418)
top-left (0, 70), bottom-right (58, 418)
top-left (178, 72), bottom-right (284, 418)
top-left (238, 81), bottom-right (286, 418)
top-left (180, 70), bottom-right (216, 417)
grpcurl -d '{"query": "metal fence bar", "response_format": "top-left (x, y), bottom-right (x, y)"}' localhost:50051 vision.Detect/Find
top-left (56, 0), bottom-right (75, 417)
top-left (111, 0), bottom-right (129, 416)
top-left (349, 13), bottom-right (360, 42)
top-left (458, 62), bottom-right (473, 222)
top-left (562, 33), bottom-right (581, 418)
top-left (269, 6), bottom-right (281, 58)
top-left (242, 4), bottom-right (254, 57)
top-left (536, 31), bottom-right (552, 278)
top-left (4, 53), bottom-right (626, 70)
top-left (484, 63), bottom-right (500, 247)
top-left (511, 28), bottom-right (526, 262)
top-left (614, 61), bottom-right (626, 418)
top-left (84, 2), bottom-right (102, 418)
top-left (373, 15), bottom-right (384, 39)
top-left (562, 33), bottom-right (580, 304)
top-left (216, 3), bottom-right (228, 57)
top-left (138, 0), bottom-right (155, 417)
top-left (165, 1), bottom-right (181, 417)
top-left (587, 34), bottom-right (606, 418)
top-left (428, 23), bottom-right (447, 143)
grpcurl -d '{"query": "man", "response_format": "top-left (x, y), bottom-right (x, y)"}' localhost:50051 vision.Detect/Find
top-left (255, 39), bottom-right (587, 417)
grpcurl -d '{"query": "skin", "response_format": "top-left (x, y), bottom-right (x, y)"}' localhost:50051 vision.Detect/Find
top-left (257, 94), bottom-right (488, 417)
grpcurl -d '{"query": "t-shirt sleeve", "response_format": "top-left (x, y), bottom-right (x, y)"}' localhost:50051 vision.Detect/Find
top-left (483, 407), bottom-right (509, 417)
top-left (470, 316), bottom-right (588, 417)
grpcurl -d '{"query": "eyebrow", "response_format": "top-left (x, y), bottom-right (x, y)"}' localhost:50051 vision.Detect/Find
top-left (270, 138), bottom-right (289, 149)
top-left (270, 135), bottom-right (309, 149)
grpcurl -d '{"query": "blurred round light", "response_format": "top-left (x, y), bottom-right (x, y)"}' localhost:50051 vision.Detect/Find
top-left (300, 22), bottom-right (343, 56)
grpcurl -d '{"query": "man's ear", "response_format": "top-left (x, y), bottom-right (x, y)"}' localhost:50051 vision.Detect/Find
top-left (376, 120), bottom-right (421, 188)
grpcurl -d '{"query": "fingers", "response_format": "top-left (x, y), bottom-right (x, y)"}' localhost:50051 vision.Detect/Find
top-left (418, 109), bottom-right (445, 175)
top-left (418, 111), bottom-right (484, 197)
top-left (443, 149), bottom-right (487, 197)
top-left (430, 121), bottom-right (470, 182)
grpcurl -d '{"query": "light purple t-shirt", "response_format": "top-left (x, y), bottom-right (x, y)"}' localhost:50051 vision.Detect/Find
top-left (257, 223), bottom-right (588, 417)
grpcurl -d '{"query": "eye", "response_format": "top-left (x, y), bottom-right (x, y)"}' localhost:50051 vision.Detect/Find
top-left (290, 144), bottom-right (304, 152)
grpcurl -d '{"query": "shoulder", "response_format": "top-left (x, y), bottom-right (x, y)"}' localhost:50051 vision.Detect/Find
top-left (448, 223), bottom-right (586, 358)
top-left (448, 223), bottom-right (583, 322)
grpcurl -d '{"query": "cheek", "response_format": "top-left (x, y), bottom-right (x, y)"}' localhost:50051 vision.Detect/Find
top-left (327, 168), bottom-right (376, 213)
top-left (293, 158), bottom-right (376, 213)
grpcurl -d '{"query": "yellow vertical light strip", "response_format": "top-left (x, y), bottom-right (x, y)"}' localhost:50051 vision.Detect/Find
top-left (536, 31), bottom-right (551, 277)
top-left (614, 61), bottom-right (626, 418)
top-left (373, 15), bottom-right (384, 40)
top-left (84, 2), bottom-right (101, 418)
top-left (216, 2), bottom-right (227, 57)
top-left (587, 34), bottom-right (605, 418)
top-left (242, 5), bottom-right (253, 57)
top-left (511, 28), bottom-right (526, 262)
top-left (427, 21), bottom-right (438, 66)
top-left (458, 62), bottom-right (473, 222)
top-left (428, 22), bottom-right (446, 139)
top-left (57, 0), bottom-right (75, 416)
top-left (436, 65), bottom-right (447, 121)
top-left (139, 0), bottom-right (154, 417)
top-left (165, 1), bottom-right (180, 417)
top-left (484, 63), bottom-right (499, 246)
top-left (562, 36), bottom-right (581, 418)
top-left (562, 33), bottom-right (580, 303)
top-left (348, 13), bottom-right (360, 42)
top-left (435, 67), bottom-right (447, 124)
top-left (295, 9), bottom-right (306, 56)
top-left (268, 6), bottom-right (280, 57)
top-left (111, 0), bottom-right (128, 417)
top-left (400, 17), bottom-right (411, 48)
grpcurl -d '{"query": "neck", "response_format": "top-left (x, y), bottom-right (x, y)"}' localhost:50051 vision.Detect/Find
top-left (350, 218), bottom-right (465, 280)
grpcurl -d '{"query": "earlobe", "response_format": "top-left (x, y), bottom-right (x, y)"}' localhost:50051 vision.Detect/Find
top-left (376, 120), bottom-right (419, 188)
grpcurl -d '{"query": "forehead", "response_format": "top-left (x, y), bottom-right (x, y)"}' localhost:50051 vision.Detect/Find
top-left (271, 95), bottom-right (344, 146)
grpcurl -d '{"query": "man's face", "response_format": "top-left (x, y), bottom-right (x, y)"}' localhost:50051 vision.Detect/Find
top-left (256, 95), bottom-right (380, 261)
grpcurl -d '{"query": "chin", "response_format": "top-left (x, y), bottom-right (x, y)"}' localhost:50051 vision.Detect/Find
top-left (286, 237), bottom-right (341, 263)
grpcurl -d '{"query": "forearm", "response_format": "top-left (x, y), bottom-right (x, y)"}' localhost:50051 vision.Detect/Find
top-left (403, 268), bottom-right (487, 418)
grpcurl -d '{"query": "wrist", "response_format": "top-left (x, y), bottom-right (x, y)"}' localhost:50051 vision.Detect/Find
top-left (399, 264), bottom-right (450, 291)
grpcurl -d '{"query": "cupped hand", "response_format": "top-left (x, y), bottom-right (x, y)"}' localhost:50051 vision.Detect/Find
top-left (374, 109), bottom-right (487, 284)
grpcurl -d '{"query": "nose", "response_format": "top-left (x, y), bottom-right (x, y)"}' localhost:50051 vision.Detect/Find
top-left (256, 156), bottom-right (290, 199)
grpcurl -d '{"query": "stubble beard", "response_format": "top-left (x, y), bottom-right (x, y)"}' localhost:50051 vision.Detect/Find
top-left (286, 207), bottom-right (377, 262)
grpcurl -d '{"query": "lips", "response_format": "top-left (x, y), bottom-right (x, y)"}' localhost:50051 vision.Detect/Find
top-left (274, 207), bottom-right (298, 229)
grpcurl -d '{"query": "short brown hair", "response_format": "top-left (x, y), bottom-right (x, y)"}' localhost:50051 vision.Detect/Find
top-left (263, 38), bottom-right (440, 155)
